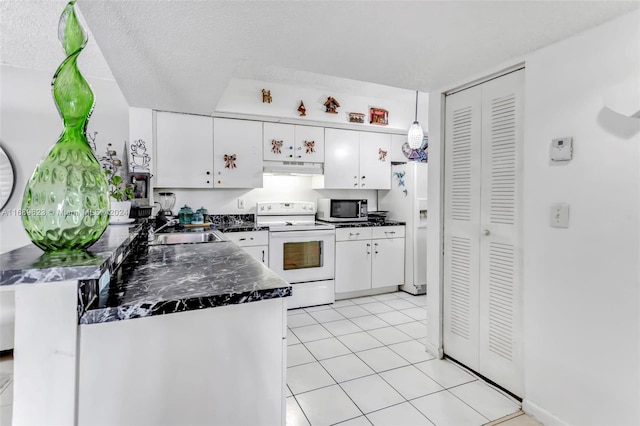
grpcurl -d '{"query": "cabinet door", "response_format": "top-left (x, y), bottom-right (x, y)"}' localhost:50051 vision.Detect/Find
top-left (243, 246), bottom-right (269, 265)
top-left (372, 237), bottom-right (405, 288)
top-left (213, 118), bottom-right (263, 188)
top-left (335, 240), bottom-right (371, 293)
top-left (263, 123), bottom-right (295, 162)
top-left (155, 111), bottom-right (213, 188)
top-left (295, 125), bottom-right (324, 163)
top-left (390, 134), bottom-right (407, 163)
top-left (323, 129), bottom-right (359, 189)
top-left (359, 132), bottom-right (391, 189)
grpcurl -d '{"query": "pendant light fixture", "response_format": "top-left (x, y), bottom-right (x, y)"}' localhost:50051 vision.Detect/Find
top-left (407, 90), bottom-right (424, 149)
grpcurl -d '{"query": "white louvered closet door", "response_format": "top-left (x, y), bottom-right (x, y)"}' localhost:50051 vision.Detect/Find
top-left (443, 84), bottom-right (483, 371)
top-left (444, 69), bottom-right (524, 397)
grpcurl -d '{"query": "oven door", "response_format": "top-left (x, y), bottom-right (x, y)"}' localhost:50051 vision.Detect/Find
top-left (268, 229), bottom-right (335, 283)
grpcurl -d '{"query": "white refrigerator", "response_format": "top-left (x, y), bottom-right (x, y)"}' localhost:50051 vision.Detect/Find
top-left (378, 162), bottom-right (428, 295)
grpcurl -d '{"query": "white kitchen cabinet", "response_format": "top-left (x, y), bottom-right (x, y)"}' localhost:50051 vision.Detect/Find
top-left (335, 228), bottom-right (373, 293)
top-left (78, 298), bottom-right (287, 426)
top-left (359, 131), bottom-right (391, 190)
top-left (294, 125), bottom-right (324, 163)
top-left (314, 129), bottom-right (390, 189)
top-left (334, 226), bottom-right (405, 296)
top-left (318, 129), bottom-right (360, 189)
top-left (155, 111), bottom-right (214, 188)
top-left (213, 118), bottom-right (263, 188)
top-left (223, 231), bottom-right (269, 265)
top-left (263, 123), bottom-right (324, 163)
top-left (371, 227), bottom-right (406, 289)
top-left (390, 134), bottom-right (408, 163)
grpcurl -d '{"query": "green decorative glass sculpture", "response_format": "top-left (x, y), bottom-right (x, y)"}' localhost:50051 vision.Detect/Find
top-left (21, 1), bottom-right (110, 252)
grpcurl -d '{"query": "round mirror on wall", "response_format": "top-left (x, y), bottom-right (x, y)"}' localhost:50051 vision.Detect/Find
top-left (0, 147), bottom-right (16, 210)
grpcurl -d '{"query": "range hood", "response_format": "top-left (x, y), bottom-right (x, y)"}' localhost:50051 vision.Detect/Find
top-left (263, 161), bottom-right (324, 175)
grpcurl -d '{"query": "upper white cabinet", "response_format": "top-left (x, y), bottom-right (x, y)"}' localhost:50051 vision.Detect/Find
top-left (213, 118), bottom-right (263, 188)
top-left (390, 134), bottom-right (408, 163)
top-left (315, 129), bottom-right (390, 189)
top-left (320, 129), bottom-right (360, 188)
top-left (359, 131), bottom-right (391, 190)
top-left (155, 111), bottom-right (214, 188)
top-left (263, 123), bottom-right (324, 163)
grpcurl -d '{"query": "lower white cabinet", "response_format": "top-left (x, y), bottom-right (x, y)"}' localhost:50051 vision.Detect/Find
top-left (223, 231), bottom-right (269, 265)
top-left (335, 226), bottom-right (405, 294)
top-left (78, 298), bottom-right (287, 426)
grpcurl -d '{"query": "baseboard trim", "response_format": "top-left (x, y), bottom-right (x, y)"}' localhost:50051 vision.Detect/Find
top-left (425, 341), bottom-right (442, 359)
top-left (522, 399), bottom-right (569, 426)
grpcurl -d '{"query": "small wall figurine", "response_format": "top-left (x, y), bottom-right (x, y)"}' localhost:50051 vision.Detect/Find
top-left (298, 101), bottom-right (307, 116)
top-left (324, 96), bottom-right (340, 114)
top-left (349, 112), bottom-right (365, 123)
top-left (262, 89), bottom-right (272, 103)
top-left (378, 148), bottom-right (388, 161)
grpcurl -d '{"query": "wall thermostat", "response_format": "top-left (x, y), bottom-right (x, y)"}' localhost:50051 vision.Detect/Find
top-left (550, 137), bottom-right (573, 162)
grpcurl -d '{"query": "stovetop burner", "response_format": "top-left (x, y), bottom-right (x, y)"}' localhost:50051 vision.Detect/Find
top-left (255, 201), bottom-right (334, 231)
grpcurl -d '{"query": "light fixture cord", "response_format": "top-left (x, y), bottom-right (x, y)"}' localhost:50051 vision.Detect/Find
top-left (414, 91), bottom-right (419, 122)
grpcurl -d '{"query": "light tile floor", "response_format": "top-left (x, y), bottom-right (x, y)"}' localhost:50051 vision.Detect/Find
top-left (286, 291), bottom-right (530, 426)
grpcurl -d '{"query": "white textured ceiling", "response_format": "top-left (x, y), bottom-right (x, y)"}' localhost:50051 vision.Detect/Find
top-left (2, 1), bottom-right (639, 116)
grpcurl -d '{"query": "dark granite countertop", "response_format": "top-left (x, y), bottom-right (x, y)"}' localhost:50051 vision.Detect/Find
top-left (80, 241), bottom-right (291, 324)
top-left (318, 219), bottom-right (406, 228)
top-left (0, 223), bottom-right (143, 286)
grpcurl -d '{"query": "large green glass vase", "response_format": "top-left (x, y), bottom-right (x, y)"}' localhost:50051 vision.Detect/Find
top-left (21, 1), bottom-right (110, 252)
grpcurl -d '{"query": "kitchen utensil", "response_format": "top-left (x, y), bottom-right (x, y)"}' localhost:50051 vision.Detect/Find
top-left (158, 192), bottom-right (176, 216)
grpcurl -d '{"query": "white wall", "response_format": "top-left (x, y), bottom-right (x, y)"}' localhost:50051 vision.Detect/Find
top-left (522, 10), bottom-right (639, 426)
top-left (427, 9), bottom-right (640, 426)
top-left (216, 78), bottom-right (428, 132)
top-left (0, 65), bottom-right (129, 253)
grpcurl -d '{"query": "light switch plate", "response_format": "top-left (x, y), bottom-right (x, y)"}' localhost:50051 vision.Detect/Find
top-left (237, 198), bottom-right (245, 209)
top-left (550, 204), bottom-right (570, 228)
top-left (550, 137), bottom-right (573, 162)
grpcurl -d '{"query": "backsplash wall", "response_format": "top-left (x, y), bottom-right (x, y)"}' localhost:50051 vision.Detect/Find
top-left (154, 175), bottom-right (379, 216)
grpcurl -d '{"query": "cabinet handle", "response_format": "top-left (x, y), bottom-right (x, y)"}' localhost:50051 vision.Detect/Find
top-left (483, 229), bottom-right (491, 236)
top-left (262, 250), bottom-right (265, 263)
top-left (384, 231), bottom-right (396, 235)
top-left (239, 238), bottom-right (246, 241)
top-left (366, 243), bottom-right (371, 254)
top-left (354, 183), bottom-right (358, 187)
top-left (206, 171), bottom-right (211, 175)
top-left (349, 232), bottom-right (360, 237)
top-left (362, 176), bottom-right (366, 179)
top-left (297, 147), bottom-right (302, 150)
top-left (353, 176), bottom-right (357, 179)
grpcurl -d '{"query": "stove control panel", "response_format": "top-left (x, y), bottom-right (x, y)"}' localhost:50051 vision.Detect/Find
top-left (256, 201), bottom-right (316, 215)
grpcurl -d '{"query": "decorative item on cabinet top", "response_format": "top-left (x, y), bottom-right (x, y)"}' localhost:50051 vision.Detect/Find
top-left (324, 97), bottom-right (340, 113)
top-left (261, 89), bottom-right (272, 103)
top-left (297, 101), bottom-right (306, 117)
top-left (369, 108), bottom-right (388, 126)
top-left (349, 112), bottom-right (365, 123)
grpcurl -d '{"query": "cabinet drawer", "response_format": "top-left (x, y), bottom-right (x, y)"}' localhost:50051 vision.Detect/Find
top-left (224, 231), bottom-right (269, 246)
top-left (372, 226), bottom-right (405, 239)
top-left (336, 227), bottom-right (372, 242)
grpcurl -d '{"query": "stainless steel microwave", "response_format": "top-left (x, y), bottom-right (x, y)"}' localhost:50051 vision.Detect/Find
top-left (316, 198), bottom-right (368, 222)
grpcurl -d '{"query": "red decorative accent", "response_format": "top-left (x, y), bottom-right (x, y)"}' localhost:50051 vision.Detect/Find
top-left (378, 148), bottom-right (388, 161)
top-left (271, 140), bottom-right (283, 154)
top-left (304, 140), bottom-right (315, 154)
top-left (224, 154), bottom-right (237, 169)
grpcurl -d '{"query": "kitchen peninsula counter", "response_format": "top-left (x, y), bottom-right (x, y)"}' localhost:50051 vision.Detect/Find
top-left (83, 240), bottom-right (291, 324)
top-left (4, 223), bottom-right (290, 426)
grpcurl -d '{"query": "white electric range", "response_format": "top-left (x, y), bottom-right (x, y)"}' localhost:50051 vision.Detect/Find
top-left (256, 201), bottom-right (335, 309)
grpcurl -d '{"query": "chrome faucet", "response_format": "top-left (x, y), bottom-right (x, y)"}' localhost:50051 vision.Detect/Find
top-left (148, 218), bottom-right (179, 241)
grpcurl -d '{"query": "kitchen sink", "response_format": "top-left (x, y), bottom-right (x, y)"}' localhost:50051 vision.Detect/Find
top-left (149, 230), bottom-right (227, 246)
